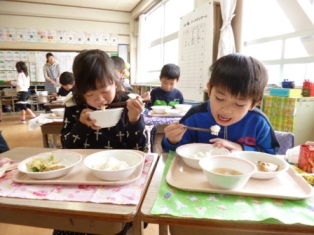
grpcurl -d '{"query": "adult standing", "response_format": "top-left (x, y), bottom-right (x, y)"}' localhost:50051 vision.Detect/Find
top-left (43, 52), bottom-right (61, 94)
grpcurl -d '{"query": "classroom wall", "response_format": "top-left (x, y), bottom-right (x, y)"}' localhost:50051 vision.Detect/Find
top-left (0, 1), bottom-right (131, 52)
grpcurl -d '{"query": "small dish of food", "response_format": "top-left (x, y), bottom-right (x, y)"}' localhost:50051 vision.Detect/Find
top-left (232, 151), bottom-right (289, 179)
top-left (176, 143), bottom-right (230, 170)
top-left (18, 152), bottom-right (82, 180)
top-left (151, 106), bottom-right (171, 114)
top-left (199, 155), bottom-right (256, 190)
top-left (84, 150), bottom-right (145, 181)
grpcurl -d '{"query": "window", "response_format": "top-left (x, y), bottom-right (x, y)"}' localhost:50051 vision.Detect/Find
top-left (242, 0), bottom-right (314, 86)
top-left (137, 0), bottom-right (194, 84)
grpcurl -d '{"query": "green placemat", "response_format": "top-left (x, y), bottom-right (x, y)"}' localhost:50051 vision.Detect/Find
top-left (151, 151), bottom-right (314, 225)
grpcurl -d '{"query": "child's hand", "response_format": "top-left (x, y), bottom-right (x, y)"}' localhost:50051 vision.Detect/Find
top-left (141, 91), bottom-right (150, 100)
top-left (51, 92), bottom-right (57, 98)
top-left (80, 108), bottom-right (101, 130)
top-left (164, 122), bottom-right (186, 144)
top-left (127, 97), bottom-right (144, 123)
top-left (209, 138), bottom-right (243, 152)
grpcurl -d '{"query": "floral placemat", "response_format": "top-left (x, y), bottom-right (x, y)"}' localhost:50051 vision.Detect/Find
top-left (151, 151), bottom-right (314, 225)
top-left (0, 154), bottom-right (156, 205)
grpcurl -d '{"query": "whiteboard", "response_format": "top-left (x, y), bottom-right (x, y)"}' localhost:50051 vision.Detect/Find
top-left (35, 51), bottom-right (78, 82)
top-left (177, 1), bottom-right (214, 101)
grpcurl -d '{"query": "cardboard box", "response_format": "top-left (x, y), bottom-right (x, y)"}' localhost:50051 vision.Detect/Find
top-left (270, 88), bottom-right (302, 98)
top-left (298, 144), bottom-right (314, 173)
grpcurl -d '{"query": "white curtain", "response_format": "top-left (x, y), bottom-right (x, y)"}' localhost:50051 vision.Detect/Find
top-left (217, 0), bottom-right (237, 59)
top-left (136, 14), bottom-right (147, 84)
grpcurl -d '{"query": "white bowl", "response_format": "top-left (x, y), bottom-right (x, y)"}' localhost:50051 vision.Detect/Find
top-left (51, 108), bottom-right (65, 117)
top-left (84, 150), bottom-right (145, 181)
top-left (88, 108), bottom-right (123, 128)
top-left (18, 152), bottom-right (82, 180)
top-left (165, 109), bottom-right (182, 115)
top-left (176, 143), bottom-right (230, 170)
top-left (56, 96), bottom-right (66, 102)
top-left (174, 104), bottom-right (192, 112)
top-left (199, 155), bottom-right (257, 190)
top-left (151, 106), bottom-right (171, 114)
top-left (232, 151), bottom-right (289, 179)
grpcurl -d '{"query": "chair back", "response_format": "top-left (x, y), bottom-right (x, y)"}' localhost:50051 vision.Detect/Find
top-left (275, 130), bottom-right (294, 155)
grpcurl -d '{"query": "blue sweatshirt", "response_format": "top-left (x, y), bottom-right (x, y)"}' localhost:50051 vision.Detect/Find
top-left (162, 101), bottom-right (279, 154)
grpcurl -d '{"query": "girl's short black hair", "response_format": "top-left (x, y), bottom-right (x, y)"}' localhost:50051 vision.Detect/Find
top-left (208, 53), bottom-right (268, 106)
top-left (159, 63), bottom-right (180, 81)
top-left (72, 49), bottom-right (126, 105)
top-left (15, 61), bottom-right (28, 77)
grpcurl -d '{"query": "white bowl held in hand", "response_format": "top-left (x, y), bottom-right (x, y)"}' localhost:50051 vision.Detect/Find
top-left (56, 96), bottom-right (66, 102)
top-left (88, 108), bottom-right (123, 128)
top-left (151, 106), bottom-right (171, 114)
top-left (176, 143), bottom-right (230, 170)
top-left (51, 108), bottom-right (65, 117)
top-left (232, 151), bottom-right (289, 179)
top-left (18, 152), bottom-right (82, 180)
top-left (199, 155), bottom-right (257, 190)
top-left (84, 150), bottom-right (145, 181)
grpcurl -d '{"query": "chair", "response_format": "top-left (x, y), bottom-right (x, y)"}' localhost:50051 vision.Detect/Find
top-left (274, 130), bottom-right (295, 155)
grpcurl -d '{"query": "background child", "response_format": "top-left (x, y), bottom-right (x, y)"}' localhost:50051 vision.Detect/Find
top-left (148, 63), bottom-right (184, 109)
top-left (162, 53), bottom-right (279, 154)
top-left (8, 61), bottom-right (36, 123)
top-left (51, 71), bottom-right (75, 99)
top-left (111, 55), bottom-right (134, 93)
top-left (58, 50), bottom-right (147, 235)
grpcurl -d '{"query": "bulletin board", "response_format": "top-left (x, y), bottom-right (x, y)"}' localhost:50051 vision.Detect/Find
top-left (0, 50), bottom-right (78, 82)
top-left (177, 1), bottom-right (214, 101)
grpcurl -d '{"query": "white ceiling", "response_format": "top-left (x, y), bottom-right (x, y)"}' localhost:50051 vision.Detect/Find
top-left (3, 0), bottom-right (143, 12)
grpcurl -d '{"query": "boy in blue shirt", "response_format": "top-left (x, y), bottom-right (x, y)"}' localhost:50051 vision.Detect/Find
top-left (162, 53), bottom-right (279, 154)
top-left (148, 63), bottom-right (184, 109)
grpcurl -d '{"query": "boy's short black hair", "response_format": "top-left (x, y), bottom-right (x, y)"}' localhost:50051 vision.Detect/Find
top-left (59, 71), bottom-right (74, 85)
top-left (208, 53), bottom-right (268, 106)
top-left (159, 63), bottom-right (180, 81)
top-left (111, 56), bottom-right (125, 73)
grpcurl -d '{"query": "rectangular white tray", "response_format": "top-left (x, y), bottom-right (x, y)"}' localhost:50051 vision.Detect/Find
top-left (166, 155), bottom-right (314, 200)
top-left (148, 110), bottom-right (185, 117)
top-left (13, 154), bottom-right (145, 186)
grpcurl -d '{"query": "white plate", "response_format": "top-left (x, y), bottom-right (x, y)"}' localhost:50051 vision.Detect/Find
top-left (18, 152), bottom-right (82, 180)
top-left (232, 151), bottom-right (289, 179)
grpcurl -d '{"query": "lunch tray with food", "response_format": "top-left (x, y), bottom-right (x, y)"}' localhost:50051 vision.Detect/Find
top-left (13, 153), bottom-right (146, 186)
top-left (166, 155), bottom-right (314, 200)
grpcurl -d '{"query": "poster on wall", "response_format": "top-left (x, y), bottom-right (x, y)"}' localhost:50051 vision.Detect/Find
top-left (16, 28), bottom-right (28, 42)
top-left (47, 30), bottom-right (56, 43)
top-left (177, 1), bottom-right (214, 101)
top-left (27, 29), bottom-right (37, 42)
top-left (5, 28), bottom-right (16, 41)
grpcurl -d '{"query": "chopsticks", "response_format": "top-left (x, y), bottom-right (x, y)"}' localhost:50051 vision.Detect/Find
top-left (106, 99), bottom-right (150, 107)
top-left (183, 125), bottom-right (213, 133)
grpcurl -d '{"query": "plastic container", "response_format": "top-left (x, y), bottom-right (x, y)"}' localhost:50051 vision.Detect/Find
top-left (301, 80), bottom-right (314, 97)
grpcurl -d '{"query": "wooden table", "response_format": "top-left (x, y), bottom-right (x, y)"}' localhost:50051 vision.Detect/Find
top-left (44, 102), bottom-right (65, 109)
top-left (0, 147), bottom-right (159, 235)
top-left (140, 154), bottom-right (314, 235)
